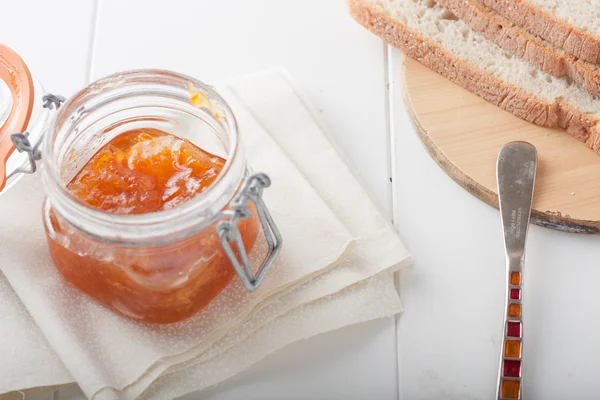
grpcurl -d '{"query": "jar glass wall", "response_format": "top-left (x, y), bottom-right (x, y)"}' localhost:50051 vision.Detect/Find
top-left (41, 70), bottom-right (260, 323)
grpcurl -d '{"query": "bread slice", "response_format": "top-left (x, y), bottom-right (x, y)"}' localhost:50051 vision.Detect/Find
top-left (482, 0), bottom-right (600, 66)
top-left (437, 0), bottom-right (600, 97)
top-left (348, 0), bottom-right (600, 153)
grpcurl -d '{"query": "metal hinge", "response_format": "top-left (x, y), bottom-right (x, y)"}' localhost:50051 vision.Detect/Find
top-left (218, 172), bottom-right (282, 291)
top-left (7, 94), bottom-right (65, 179)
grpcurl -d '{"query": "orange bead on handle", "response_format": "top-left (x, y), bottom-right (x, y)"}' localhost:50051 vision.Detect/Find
top-left (0, 44), bottom-right (34, 192)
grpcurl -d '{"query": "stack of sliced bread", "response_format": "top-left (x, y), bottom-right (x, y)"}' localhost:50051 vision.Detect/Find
top-left (349, 0), bottom-right (600, 153)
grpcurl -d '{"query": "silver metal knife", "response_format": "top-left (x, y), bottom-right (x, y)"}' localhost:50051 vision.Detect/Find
top-left (495, 141), bottom-right (537, 400)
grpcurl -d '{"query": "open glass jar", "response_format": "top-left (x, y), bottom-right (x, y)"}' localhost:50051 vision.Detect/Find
top-left (0, 44), bottom-right (281, 324)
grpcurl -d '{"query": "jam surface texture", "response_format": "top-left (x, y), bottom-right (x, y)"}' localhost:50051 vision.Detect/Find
top-left (67, 128), bottom-right (225, 214)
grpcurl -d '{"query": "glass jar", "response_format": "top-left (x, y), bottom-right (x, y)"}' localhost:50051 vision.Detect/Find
top-left (0, 46), bottom-right (281, 324)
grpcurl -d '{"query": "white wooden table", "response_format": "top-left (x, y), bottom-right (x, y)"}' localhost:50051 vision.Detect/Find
top-left (5, 1), bottom-right (600, 399)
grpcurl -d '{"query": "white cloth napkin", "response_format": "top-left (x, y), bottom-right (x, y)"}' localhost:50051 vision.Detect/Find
top-left (0, 70), bottom-right (410, 399)
top-left (0, 273), bottom-right (71, 394)
top-left (141, 271), bottom-right (401, 400)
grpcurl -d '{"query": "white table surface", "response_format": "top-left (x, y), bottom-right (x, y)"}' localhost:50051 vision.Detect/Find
top-left (5, 1), bottom-right (600, 399)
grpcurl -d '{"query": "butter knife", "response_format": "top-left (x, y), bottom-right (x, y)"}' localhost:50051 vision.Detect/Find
top-left (495, 141), bottom-right (537, 400)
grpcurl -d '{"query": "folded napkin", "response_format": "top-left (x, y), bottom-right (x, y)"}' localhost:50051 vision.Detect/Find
top-left (0, 70), bottom-right (410, 399)
top-left (141, 271), bottom-right (401, 400)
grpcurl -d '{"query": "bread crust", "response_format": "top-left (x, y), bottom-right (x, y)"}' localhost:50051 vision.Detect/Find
top-left (482, 0), bottom-right (600, 65)
top-left (437, 0), bottom-right (600, 97)
top-left (347, 0), bottom-right (600, 152)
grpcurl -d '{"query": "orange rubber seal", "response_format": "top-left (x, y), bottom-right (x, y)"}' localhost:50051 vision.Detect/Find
top-left (0, 44), bottom-right (34, 191)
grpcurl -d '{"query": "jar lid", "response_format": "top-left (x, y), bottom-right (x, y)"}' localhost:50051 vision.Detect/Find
top-left (0, 44), bottom-right (34, 191)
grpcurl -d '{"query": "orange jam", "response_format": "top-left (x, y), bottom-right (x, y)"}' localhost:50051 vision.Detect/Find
top-left (45, 128), bottom-right (259, 323)
top-left (68, 128), bottom-right (225, 214)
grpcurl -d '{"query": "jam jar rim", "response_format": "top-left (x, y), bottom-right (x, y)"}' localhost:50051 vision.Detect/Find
top-left (41, 69), bottom-right (247, 245)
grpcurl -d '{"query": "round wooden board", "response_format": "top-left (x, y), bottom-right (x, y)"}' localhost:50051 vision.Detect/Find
top-left (402, 57), bottom-right (600, 234)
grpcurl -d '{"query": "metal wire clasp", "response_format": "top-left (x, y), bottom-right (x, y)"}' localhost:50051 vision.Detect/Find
top-left (7, 94), bottom-right (65, 179)
top-left (218, 172), bottom-right (282, 292)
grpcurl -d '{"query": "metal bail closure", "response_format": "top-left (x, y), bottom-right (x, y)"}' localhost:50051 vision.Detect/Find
top-left (7, 94), bottom-right (64, 181)
top-left (217, 172), bottom-right (282, 292)
top-left (0, 44), bottom-right (35, 192)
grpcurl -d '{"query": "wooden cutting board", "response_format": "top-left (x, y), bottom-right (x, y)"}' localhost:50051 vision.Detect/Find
top-left (402, 57), bottom-right (600, 234)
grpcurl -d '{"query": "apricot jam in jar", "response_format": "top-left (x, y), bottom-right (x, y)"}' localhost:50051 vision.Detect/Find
top-left (37, 70), bottom-right (281, 324)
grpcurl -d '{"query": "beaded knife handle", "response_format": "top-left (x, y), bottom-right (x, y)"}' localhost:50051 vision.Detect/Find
top-left (496, 142), bottom-right (537, 400)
